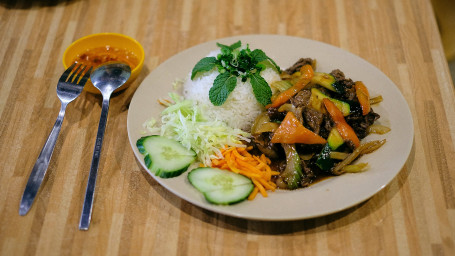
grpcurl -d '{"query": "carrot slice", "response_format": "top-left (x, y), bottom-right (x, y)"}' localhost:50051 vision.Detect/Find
top-left (271, 112), bottom-right (327, 144)
top-left (266, 65), bottom-right (314, 108)
top-left (355, 81), bottom-right (370, 115)
top-left (323, 98), bottom-right (360, 148)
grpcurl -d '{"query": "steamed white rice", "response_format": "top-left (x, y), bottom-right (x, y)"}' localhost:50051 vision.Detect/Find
top-left (183, 51), bottom-right (281, 131)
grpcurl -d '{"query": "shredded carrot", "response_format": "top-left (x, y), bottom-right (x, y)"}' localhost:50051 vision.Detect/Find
top-left (211, 146), bottom-right (278, 200)
top-left (248, 187), bottom-right (259, 200)
top-left (232, 148), bottom-right (249, 161)
top-left (252, 178), bottom-right (268, 197)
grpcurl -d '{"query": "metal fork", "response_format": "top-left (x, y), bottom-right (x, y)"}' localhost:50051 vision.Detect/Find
top-left (19, 63), bottom-right (92, 216)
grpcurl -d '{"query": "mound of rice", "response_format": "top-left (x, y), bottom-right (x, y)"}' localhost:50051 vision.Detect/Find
top-left (183, 50), bottom-right (281, 131)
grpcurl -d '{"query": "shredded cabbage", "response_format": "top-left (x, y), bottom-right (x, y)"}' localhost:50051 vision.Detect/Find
top-left (158, 93), bottom-right (250, 166)
top-left (142, 118), bottom-right (160, 134)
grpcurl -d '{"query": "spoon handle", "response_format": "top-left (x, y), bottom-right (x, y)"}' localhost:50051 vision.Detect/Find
top-left (79, 97), bottom-right (110, 230)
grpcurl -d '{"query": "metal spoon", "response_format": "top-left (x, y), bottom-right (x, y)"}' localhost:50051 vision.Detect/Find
top-left (79, 62), bottom-right (131, 230)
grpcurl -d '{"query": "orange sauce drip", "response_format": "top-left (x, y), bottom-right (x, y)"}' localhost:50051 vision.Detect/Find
top-left (73, 46), bottom-right (139, 70)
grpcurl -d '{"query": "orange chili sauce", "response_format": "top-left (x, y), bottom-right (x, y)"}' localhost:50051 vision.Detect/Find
top-left (73, 46), bottom-right (139, 70)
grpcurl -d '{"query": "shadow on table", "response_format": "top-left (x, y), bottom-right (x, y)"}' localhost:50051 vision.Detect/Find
top-left (136, 139), bottom-right (416, 235)
top-left (0, 0), bottom-right (78, 9)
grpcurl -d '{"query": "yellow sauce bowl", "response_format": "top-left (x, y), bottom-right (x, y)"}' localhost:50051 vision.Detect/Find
top-left (63, 33), bottom-right (144, 94)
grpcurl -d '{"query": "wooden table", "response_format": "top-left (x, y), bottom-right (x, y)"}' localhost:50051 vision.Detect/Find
top-left (1, 0), bottom-right (454, 255)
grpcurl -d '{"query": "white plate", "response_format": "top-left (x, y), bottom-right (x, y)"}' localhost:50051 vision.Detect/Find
top-left (127, 35), bottom-right (414, 221)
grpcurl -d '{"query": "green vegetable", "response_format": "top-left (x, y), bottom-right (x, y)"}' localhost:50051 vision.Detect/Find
top-left (317, 129), bottom-right (345, 171)
top-left (136, 135), bottom-right (196, 178)
top-left (191, 57), bottom-right (217, 79)
top-left (311, 88), bottom-right (351, 116)
top-left (327, 128), bottom-right (344, 150)
top-left (311, 72), bottom-right (345, 94)
top-left (316, 144), bottom-right (334, 171)
top-left (188, 167), bottom-right (254, 205)
top-left (158, 93), bottom-right (250, 166)
top-left (191, 41), bottom-right (280, 106)
top-left (209, 72), bottom-right (238, 106)
top-left (250, 73), bottom-right (272, 105)
top-left (281, 144), bottom-right (303, 189)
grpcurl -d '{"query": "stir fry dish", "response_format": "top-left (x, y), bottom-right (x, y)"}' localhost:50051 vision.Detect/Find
top-left (137, 41), bottom-right (390, 205)
top-left (250, 58), bottom-right (389, 190)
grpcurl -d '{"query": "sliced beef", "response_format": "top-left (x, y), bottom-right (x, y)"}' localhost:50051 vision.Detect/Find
top-left (290, 90), bottom-right (326, 134)
top-left (345, 110), bottom-right (380, 139)
top-left (285, 58), bottom-right (315, 74)
top-left (300, 161), bottom-right (315, 187)
top-left (330, 69), bottom-right (356, 100)
top-left (252, 133), bottom-right (282, 159)
top-left (303, 107), bottom-right (324, 134)
top-left (295, 143), bottom-right (324, 155)
top-left (320, 115), bottom-right (334, 138)
top-left (291, 90), bottom-right (311, 108)
top-left (330, 69), bottom-right (345, 81)
top-left (267, 107), bottom-right (286, 122)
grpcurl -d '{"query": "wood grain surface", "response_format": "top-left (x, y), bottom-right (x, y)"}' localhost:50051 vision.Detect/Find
top-left (1, 0), bottom-right (454, 255)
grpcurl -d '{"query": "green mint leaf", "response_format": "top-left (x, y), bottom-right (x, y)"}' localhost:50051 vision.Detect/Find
top-left (216, 41), bottom-right (241, 52)
top-left (216, 43), bottom-right (232, 56)
top-left (229, 40), bottom-right (242, 50)
top-left (191, 57), bottom-right (217, 79)
top-left (250, 49), bottom-right (268, 63)
top-left (195, 41), bottom-right (278, 106)
top-left (267, 56), bottom-right (281, 72)
top-left (256, 63), bottom-right (266, 72)
top-left (251, 49), bottom-right (280, 72)
top-left (216, 42), bottom-right (230, 50)
top-left (250, 73), bottom-right (272, 106)
top-left (209, 72), bottom-right (238, 106)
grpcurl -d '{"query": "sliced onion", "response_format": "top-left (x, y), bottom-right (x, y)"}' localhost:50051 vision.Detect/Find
top-left (271, 80), bottom-right (292, 92)
top-left (359, 139), bottom-right (386, 154)
top-left (251, 112), bottom-right (279, 135)
top-left (369, 95), bottom-right (383, 105)
top-left (332, 139), bottom-right (386, 175)
top-left (367, 124), bottom-right (391, 135)
top-left (255, 122), bottom-right (279, 134)
top-left (341, 163), bottom-right (369, 173)
top-left (329, 151), bottom-right (349, 160)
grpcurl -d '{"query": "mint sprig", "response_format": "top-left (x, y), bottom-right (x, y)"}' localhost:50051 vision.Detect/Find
top-left (209, 72), bottom-right (238, 106)
top-left (191, 41), bottom-right (280, 106)
top-left (250, 73), bottom-right (272, 106)
top-left (191, 57), bottom-right (217, 79)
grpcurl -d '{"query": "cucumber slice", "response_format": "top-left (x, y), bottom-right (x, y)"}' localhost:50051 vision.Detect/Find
top-left (188, 167), bottom-right (254, 205)
top-left (327, 128), bottom-right (344, 150)
top-left (136, 135), bottom-right (196, 178)
top-left (311, 72), bottom-right (345, 94)
top-left (311, 88), bottom-right (351, 116)
top-left (316, 144), bottom-right (335, 171)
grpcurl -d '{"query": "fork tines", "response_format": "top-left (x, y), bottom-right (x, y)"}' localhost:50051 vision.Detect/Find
top-left (61, 63), bottom-right (92, 85)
